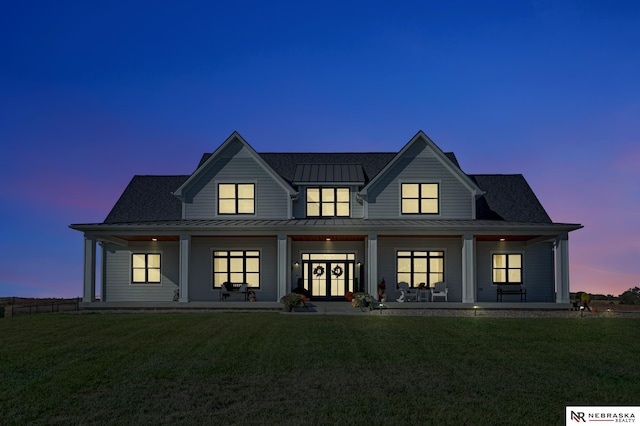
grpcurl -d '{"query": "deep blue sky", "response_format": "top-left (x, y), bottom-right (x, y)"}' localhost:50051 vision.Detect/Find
top-left (1, 0), bottom-right (638, 297)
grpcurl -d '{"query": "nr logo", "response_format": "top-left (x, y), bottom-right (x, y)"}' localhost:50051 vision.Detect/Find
top-left (571, 411), bottom-right (586, 422)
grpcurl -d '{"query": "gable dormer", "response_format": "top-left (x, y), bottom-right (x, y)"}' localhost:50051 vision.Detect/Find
top-left (359, 131), bottom-right (483, 219)
top-left (291, 163), bottom-right (366, 219)
top-left (173, 132), bottom-right (296, 220)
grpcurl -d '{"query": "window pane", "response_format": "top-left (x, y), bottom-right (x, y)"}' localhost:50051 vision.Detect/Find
top-left (421, 199), bottom-right (438, 213)
top-left (219, 200), bottom-right (235, 214)
top-left (413, 259), bottom-right (427, 272)
top-left (147, 269), bottom-right (161, 282)
top-left (214, 273), bottom-right (227, 287)
top-left (397, 251), bottom-right (411, 257)
top-left (307, 188), bottom-right (320, 202)
top-left (493, 255), bottom-right (506, 268)
top-left (322, 188), bottom-right (335, 201)
top-left (413, 273), bottom-right (426, 287)
top-left (133, 269), bottom-right (146, 282)
top-left (336, 188), bottom-right (350, 202)
top-left (213, 257), bottom-right (227, 272)
top-left (237, 199), bottom-right (254, 214)
top-left (397, 258), bottom-right (411, 273)
top-left (397, 273), bottom-right (411, 285)
top-left (147, 254), bottom-right (161, 268)
top-left (336, 203), bottom-right (349, 216)
top-left (245, 273), bottom-right (260, 287)
top-left (230, 272), bottom-right (244, 282)
top-left (229, 251), bottom-right (244, 256)
top-left (307, 203), bottom-right (319, 216)
top-left (246, 257), bottom-right (259, 272)
top-left (237, 184), bottom-right (254, 198)
top-left (230, 258), bottom-right (243, 272)
top-left (219, 184), bottom-right (235, 198)
top-left (509, 254), bottom-right (522, 268)
top-left (246, 251), bottom-right (260, 257)
top-left (402, 199), bottom-right (419, 213)
top-left (509, 270), bottom-right (521, 283)
top-left (322, 203), bottom-right (335, 216)
top-left (422, 184), bottom-right (438, 198)
top-left (494, 269), bottom-right (506, 283)
top-left (414, 251), bottom-right (427, 257)
top-left (402, 184), bottom-right (419, 198)
top-left (430, 258), bottom-right (444, 273)
top-left (429, 273), bottom-right (444, 286)
top-left (132, 254), bottom-right (146, 268)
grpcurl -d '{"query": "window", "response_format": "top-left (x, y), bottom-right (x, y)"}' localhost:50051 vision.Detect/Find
top-left (396, 251), bottom-right (444, 288)
top-left (213, 250), bottom-right (260, 288)
top-left (218, 183), bottom-right (255, 214)
top-left (493, 254), bottom-right (522, 284)
top-left (132, 253), bottom-right (161, 284)
top-left (307, 187), bottom-right (350, 217)
top-left (401, 183), bottom-right (439, 214)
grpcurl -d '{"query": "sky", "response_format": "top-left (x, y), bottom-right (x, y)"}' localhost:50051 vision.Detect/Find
top-left (1, 0), bottom-right (638, 298)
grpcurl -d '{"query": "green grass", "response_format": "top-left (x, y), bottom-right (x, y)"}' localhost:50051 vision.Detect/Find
top-left (1, 313), bottom-right (639, 425)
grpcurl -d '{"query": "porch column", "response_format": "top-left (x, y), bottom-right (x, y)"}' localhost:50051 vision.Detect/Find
top-left (179, 233), bottom-right (190, 302)
top-left (83, 234), bottom-right (96, 302)
top-left (461, 234), bottom-right (475, 303)
top-left (555, 234), bottom-right (570, 303)
top-left (277, 233), bottom-right (288, 300)
top-left (367, 234), bottom-right (378, 295)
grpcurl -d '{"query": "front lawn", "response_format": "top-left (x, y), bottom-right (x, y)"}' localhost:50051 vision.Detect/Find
top-left (1, 313), bottom-right (638, 425)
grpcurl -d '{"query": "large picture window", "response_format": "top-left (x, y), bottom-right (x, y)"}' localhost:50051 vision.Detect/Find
top-left (218, 183), bottom-right (255, 215)
top-left (213, 250), bottom-right (260, 288)
top-left (132, 253), bottom-right (161, 284)
top-left (401, 183), bottom-right (439, 214)
top-left (493, 254), bottom-right (522, 284)
top-left (307, 187), bottom-right (350, 217)
top-left (396, 251), bottom-right (444, 288)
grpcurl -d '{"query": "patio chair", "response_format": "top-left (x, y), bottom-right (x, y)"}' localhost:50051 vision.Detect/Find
top-left (431, 281), bottom-right (448, 302)
top-left (396, 282), bottom-right (416, 302)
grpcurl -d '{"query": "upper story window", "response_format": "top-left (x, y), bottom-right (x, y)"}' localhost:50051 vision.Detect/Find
top-left (132, 253), bottom-right (161, 284)
top-left (401, 183), bottom-right (439, 215)
top-left (218, 183), bottom-right (255, 215)
top-left (307, 187), bottom-right (350, 217)
top-left (493, 254), bottom-right (522, 284)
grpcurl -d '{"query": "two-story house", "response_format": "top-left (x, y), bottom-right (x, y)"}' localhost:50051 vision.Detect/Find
top-left (70, 131), bottom-right (582, 305)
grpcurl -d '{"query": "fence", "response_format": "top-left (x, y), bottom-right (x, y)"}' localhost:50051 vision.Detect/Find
top-left (1, 298), bottom-right (80, 318)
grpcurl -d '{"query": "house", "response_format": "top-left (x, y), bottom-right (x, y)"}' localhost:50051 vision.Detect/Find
top-left (70, 131), bottom-right (582, 305)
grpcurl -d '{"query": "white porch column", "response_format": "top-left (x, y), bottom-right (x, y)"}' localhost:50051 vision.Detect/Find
top-left (83, 234), bottom-right (96, 302)
top-left (461, 234), bottom-right (475, 303)
top-left (277, 233), bottom-right (288, 300)
top-left (555, 235), bottom-right (570, 303)
top-left (367, 234), bottom-right (378, 295)
top-left (179, 233), bottom-right (190, 302)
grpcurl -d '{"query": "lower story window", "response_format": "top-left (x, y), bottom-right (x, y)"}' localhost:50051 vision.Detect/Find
top-left (396, 250), bottom-right (444, 288)
top-left (213, 250), bottom-right (260, 288)
top-left (132, 253), bottom-right (161, 284)
top-left (493, 254), bottom-right (522, 284)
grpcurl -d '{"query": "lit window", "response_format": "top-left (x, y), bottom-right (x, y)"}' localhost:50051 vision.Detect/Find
top-left (218, 183), bottom-right (255, 215)
top-left (132, 253), bottom-right (161, 284)
top-left (213, 250), bottom-right (260, 288)
top-left (493, 254), bottom-right (522, 284)
top-left (307, 187), bottom-right (350, 217)
top-left (396, 251), bottom-right (444, 288)
top-left (401, 183), bottom-right (439, 214)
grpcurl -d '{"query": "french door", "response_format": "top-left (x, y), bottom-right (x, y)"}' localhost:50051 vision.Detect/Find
top-left (301, 253), bottom-right (356, 300)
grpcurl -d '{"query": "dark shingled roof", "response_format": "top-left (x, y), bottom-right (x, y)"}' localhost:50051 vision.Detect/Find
top-left (104, 176), bottom-right (188, 223)
top-left (103, 154), bottom-right (552, 224)
top-left (470, 175), bottom-right (552, 223)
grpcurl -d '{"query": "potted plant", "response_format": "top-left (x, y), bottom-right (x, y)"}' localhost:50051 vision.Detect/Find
top-left (280, 292), bottom-right (303, 312)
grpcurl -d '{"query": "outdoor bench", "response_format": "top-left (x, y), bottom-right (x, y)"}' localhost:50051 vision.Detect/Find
top-left (219, 282), bottom-right (253, 301)
top-left (496, 285), bottom-right (526, 302)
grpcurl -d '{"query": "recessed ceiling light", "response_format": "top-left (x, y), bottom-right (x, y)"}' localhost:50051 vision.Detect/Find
top-left (151, 238), bottom-right (158, 242)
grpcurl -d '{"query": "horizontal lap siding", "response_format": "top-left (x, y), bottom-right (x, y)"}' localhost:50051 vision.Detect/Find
top-left (377, 237), bottom-right (463, 302)
top-left (367, 144), bottom-right (473, 219)
top-left (184, 143), bottom-right (289, 219)
top-left (103, 242), bottom-right (179, 302)
top-left (476, 242), bottom-right (555, 302)
top-left (188, 237), bottom-right (278, 302)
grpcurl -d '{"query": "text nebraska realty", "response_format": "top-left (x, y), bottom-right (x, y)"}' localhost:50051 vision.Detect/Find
top-left (572, 411), bottom-right (635, 422)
